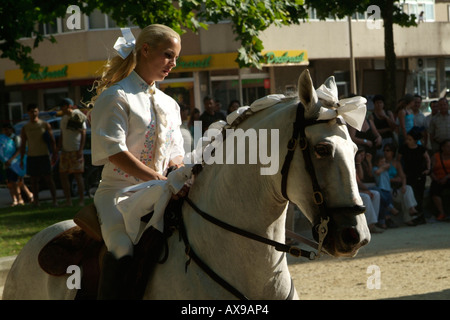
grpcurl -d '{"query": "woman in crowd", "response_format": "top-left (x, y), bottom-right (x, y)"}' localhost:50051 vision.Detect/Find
top-left (429, 139), bottom-right (450, 221)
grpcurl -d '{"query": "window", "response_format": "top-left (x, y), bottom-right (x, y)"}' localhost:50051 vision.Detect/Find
top-left (39, 19), bottom-right (59, 35)
top-left (413, 58), bottom-right (438, 99)
top-left (88, 9), bottom-right (106, 29)
top-left (403, 0), bottom-right (435, 22)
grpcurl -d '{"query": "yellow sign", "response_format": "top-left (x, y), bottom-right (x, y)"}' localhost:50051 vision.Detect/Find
top-left (174, 52), bottom-right (239, 72)
top-left (5, 50), bottom-right (308, 86)
top-left (5, 61), bottom-right (106, 86)
top-left (261, 50), bottom-right (308, 66)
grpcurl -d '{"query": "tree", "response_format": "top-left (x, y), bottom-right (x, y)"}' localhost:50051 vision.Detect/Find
top-left (310, 0), bottom-right (417, 111)
top-left (0, 0), bottom-right (307, 74)
top-left (1, 0), bottom-right (417, 109)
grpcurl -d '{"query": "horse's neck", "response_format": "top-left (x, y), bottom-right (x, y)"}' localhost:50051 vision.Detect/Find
top-left (183, 165), bottom-right (292, 299)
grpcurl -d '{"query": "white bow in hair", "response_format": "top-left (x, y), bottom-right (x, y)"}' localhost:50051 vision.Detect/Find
top-left (316, 83), bottom-right (367, 131)
top-left (114, 28), bottom-right (136, 59)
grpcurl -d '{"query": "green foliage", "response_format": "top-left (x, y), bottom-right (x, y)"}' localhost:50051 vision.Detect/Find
top-left (1, 0), bottom-right (308, 73)
top-left (311, 0), bottom-right (417, 27)
top-left (1, 0), bottom-right (417, 73)
top-left (0, 198), bottom-right (93, 257)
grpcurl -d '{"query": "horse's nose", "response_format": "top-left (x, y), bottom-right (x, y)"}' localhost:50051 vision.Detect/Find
top-left (341, 227), bottom-right (360, 246)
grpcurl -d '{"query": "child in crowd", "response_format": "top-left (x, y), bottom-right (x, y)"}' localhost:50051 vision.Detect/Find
top-left (372, 154), bottom-right (399, 228)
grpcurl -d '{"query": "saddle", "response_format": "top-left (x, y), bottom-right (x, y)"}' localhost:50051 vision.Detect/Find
top-left (38, 201), bottom-right (181, 300)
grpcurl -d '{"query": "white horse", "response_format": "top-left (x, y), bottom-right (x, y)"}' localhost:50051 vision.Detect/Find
top-left (3, 70), bottom-right (370, 300)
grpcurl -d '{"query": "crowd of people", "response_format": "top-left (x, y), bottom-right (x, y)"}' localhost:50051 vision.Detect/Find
top-left (1, 98), bottom-right (87, 208)
top-left (353, 93), bottom-right (450, 234)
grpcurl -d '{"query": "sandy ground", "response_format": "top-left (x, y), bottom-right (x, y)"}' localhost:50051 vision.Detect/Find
top-left (287, 220), bottom-right (450, 300)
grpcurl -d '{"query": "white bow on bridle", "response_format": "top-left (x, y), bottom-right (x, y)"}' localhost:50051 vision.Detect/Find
top-left (316, 83), bottom-right (367, 131)
top-left (114, 28), bottom-right (136, 59)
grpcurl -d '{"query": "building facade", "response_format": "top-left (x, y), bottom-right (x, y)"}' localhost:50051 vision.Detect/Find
top-left (1, 1), bottom-right (449, 124)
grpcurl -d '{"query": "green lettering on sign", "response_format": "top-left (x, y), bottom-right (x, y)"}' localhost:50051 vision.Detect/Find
top-left (23, 65), bottom-right (68, 81)
top-left (176, 56), bottom-right (212, 69)
top-left (264, 52), bottom-right (305, 65)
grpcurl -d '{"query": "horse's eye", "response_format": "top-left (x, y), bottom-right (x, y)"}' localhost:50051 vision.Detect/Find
top-left (314, 142), bottom-right (332, 158)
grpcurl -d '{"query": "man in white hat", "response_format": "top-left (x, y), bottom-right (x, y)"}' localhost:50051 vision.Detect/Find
top-left (58, 97), bottom-right (87, 206)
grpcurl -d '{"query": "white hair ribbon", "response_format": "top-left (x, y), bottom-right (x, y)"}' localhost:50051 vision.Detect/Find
top-left (316, 84), bottom-right (367, 131)
top-left (114, 28), bottom-right (136, 59)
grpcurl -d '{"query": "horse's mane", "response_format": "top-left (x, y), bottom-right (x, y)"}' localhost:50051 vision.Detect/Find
top-left (191, 95), bottom-right (298, 176)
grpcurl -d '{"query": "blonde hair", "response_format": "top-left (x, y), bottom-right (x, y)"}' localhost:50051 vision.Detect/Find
top-left (90, 24), bottom-right (181, 105)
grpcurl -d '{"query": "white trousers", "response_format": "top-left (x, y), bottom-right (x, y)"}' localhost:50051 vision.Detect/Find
top-left (94, 185), bottom-right (134, 259)
top-left (360, 190), bottom-right (380, 225)
top-left (392, 185), bottom-right (417, 223)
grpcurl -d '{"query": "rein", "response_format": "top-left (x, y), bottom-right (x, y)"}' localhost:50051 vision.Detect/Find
top-left (181, 197), bottom-right (297, 300)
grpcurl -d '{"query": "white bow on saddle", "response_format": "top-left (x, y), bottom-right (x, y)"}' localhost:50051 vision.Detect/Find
top-left (316, 83), bottom-right (367, 131)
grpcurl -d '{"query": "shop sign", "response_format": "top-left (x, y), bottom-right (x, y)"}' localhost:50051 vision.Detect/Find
top-left (174, 53), bottom-right (239, 72)
top-left (262, 50), bottom-right (308, 66)
top-left (177, 56), bottom-right (212, 69)
top-left (5, 61), bottom-right (104, 86)
top-left (23, 65), bottom-right (68, 81)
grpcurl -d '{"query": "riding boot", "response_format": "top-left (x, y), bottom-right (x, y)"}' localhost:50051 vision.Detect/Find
top-left (97, 252), bottom-right (133, 300)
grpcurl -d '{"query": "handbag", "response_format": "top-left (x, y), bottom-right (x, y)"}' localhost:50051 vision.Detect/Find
top-left (66, 110), bottom-right (87, 131)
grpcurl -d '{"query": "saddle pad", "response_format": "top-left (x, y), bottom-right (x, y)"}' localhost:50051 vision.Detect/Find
top-left (38, 226), bottom-right (95, 276)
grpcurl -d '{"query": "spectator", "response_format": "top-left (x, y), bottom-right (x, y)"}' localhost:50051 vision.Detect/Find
top-left (227, 99), bottom-right (241, 115)
top-left (398, 128), bottom-right (430, 225)
top-left (1, 123), bottom-right (33, 206)
top-left (395, 94), bottom-right (415, 147)
top-left (199, 96), bottom-right (226, 134)
top-left (179, 103), bottom-right (193, 153)
top-left (428, 97), bottom-right (450, 154)
top-left (412, 94), bottom-right (427, 145)
top-left (429, 139), bottom-right (450, 221)
top-left (19, 104), bottom-right (58, 207)
top-left (355, 149), bottom-right (383, 233)
top-left (372, 153), bottom-right (399, 229)
top-left (382, 143), bottom-right (421, 226)
top-left (58, 98), bottom-right (87, 207)
top-left (370, 94), bottom-right (397, 152)
top-left (359, 146), bottom-right (376, 184)
top-left (188, 107), bottom-right (200, 138)
top-left (348, 117), bottom-right (382, 157)
top-left (425, 100), bottom-right (439, 151)
top-left (215, 99), bottom-right (227, 118)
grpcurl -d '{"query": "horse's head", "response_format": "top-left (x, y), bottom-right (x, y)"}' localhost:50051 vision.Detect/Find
top-left (284, 69), bottom-right (370, 257)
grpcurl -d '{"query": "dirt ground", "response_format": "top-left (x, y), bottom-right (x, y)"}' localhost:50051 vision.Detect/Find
top-left (287, 219), bottom-right (450, 300)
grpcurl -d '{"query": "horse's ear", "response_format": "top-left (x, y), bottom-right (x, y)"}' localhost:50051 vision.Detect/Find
top-left (298, 69), bottom-right (319, 112)
top-left (323, 75), bottom-right (338, 99)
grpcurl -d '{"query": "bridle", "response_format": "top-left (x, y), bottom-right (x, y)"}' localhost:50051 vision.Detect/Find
top-left (179, 101), bottom-right (365, 300)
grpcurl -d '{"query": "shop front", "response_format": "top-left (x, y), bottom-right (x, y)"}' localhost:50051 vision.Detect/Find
top-left (4, 61), bottom-right (104, 123)
top-left (164, 50), bottom-right (308, 114)
top-left (3, 50), bottom-right (309, 122)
